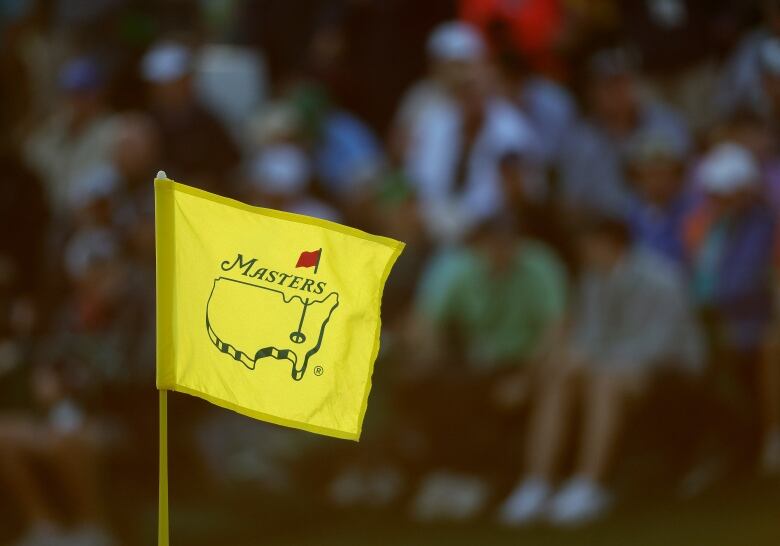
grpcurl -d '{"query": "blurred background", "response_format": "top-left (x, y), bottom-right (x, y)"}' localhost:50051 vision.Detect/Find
top-left (1, 0), bottom-right (780, 544)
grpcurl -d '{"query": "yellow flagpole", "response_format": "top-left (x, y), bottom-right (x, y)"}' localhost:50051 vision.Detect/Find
top-left (159, 389), bottom-right (169, 545)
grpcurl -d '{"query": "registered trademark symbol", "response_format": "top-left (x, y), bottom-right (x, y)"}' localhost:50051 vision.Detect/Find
top-left (313, 365), bottom-right (324, 376)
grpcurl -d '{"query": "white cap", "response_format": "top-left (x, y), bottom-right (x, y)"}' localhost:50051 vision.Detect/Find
top-left (426, 22), bottom-right (485, 62)
top-left (141, 41), bottom-right (192, 83)
top-left (247, 145), bottom-right (310, 196)
top-left (697, 143), bottom-right (760, 195)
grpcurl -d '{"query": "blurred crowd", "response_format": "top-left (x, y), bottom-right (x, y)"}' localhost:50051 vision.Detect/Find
top-left (2, 1), bottom-right (780, 545)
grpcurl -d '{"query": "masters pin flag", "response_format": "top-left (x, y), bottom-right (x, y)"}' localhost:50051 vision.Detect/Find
top-left (154, 173), bottom-right (404, 544)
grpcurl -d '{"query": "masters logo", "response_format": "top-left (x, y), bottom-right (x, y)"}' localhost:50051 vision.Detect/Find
top-left (205, 249), bottom-right (339, 381)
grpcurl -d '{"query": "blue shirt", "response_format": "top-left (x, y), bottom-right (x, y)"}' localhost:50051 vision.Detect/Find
top-left (629, 191), bottom-right (695, 267)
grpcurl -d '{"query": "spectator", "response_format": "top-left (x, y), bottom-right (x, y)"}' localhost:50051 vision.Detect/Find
top-left (558, 47), bottom-right (690, 218)
top-left (625, 130), bottom-right (696, 266)
top-left (392, 21), bottom-right (487, 153)
top-left (287, 83), bottom-right (383, 203)
top-left (754, 36), bottom-right (780, 128)
top-left (720, 64), bottom-right (780, 471)
top-left (687, 143), bottom-right (775, 357)
top-left (716, 109), bottom-right (780, 216)
top-left (685, 142), bottom-right (776, 468)
top-left (68, 115), bottom-right (159, 387)
top-left (500, 215), bottom-right (702, 526)
top-left (715, 0), bottom-right (780, 118)
top-left (494, 50), bottom-right (577, 163)
top-left (403, 214), bottom-right (567, 519)
top-left (68, 114), bottom-right (158, 245)
top-left (499, 152), bottom-right (576, 272)
top-left (141, 40), bottom-right (241, 192)
top-left (619, 0), bottom-right (742, 130)
top-left (411, 214), bottom-right (566, 369)
top-left (402, 22), bottom-right (540, 243)
top-left (25, 56), bottom-right (119, 220)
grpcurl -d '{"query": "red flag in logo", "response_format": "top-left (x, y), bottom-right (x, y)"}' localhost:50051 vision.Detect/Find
top-left (296, 249), bottom-right (322, 270)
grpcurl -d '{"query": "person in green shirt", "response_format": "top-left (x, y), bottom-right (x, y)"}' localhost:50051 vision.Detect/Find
top-left (413, 215), bottom-right (567, 372)
top-left (401, 214), bottom-right (568, 520)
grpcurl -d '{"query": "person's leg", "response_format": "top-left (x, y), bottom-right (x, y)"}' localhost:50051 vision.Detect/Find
top-left (575, 372), bottom-right (640, 482)
top-left (0, 417), bottom-right (58, 527)
top-left (525, 364), bottom-right (582, 480)
top-left (546, 370), bottom-right (641, 525)
top-left (499, 360), bottom-right (582, 524)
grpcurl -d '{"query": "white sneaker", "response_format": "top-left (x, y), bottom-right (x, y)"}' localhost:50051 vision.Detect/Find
top-left (365, 466), bottom-right (404, 507)
top-left (411, 473), bottom-right (449, 521)
top-left (329, 467), bottom-right (369, 507)
top-left (329, 466), bottom-right (405, 508)
top-left (547, 477), bottom-right (611, 526)
top-left (442, 475), bottom-right (489, 521)
top-left (498, 477), bottom-right (551, 526)
top-left (411, 472), bottom-right (489, 521)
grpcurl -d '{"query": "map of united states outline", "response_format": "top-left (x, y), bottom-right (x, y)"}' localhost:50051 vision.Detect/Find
top-left (205, 276), bottom-right (340, 381)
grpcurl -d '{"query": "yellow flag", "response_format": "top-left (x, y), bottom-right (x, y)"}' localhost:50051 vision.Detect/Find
top-left (154, 177), bottom-right (404, 440)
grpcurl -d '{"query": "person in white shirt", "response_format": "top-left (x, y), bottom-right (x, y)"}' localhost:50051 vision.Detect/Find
top-left (399, 22), bottom-right (540, 242)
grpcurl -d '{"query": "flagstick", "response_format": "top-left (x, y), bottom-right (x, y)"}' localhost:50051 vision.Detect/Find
top-left (291, 249), bottom-right (322, 343)
top-left (295, 299), bottom-right (310, 337)
top-left (159, 390), bottom-right (169, 546)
